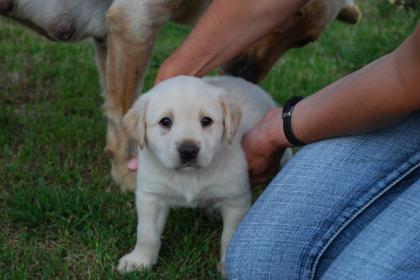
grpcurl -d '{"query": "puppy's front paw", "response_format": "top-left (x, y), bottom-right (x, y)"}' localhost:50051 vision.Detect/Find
top-left (117, 251), bottom-right (155, 273)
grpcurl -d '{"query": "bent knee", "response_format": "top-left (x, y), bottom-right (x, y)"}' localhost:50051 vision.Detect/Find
top-left (225, 234), bottom-right (271, 280)
top-left (225, 227), bottom-right (310, 279)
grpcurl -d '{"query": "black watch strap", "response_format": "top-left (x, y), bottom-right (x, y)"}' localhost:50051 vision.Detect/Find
top-left (282, 96), bottom-right (305, 147)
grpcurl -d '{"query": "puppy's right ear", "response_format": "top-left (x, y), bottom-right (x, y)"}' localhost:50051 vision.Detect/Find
top-left (123, 96), bottom-right (149, 150)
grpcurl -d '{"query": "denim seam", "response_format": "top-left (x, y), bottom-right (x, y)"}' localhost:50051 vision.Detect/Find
top-left (307, 157), bottom-right (420, 280)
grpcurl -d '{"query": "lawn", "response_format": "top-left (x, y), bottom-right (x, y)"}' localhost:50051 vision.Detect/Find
top-left (0, 1), bottom-right (418, 279)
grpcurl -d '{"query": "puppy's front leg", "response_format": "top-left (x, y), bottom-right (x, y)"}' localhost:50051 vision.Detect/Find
top-left (118, 192), bottom-right (169, 273)
top-left (218, 195), bottom-right (251, 277)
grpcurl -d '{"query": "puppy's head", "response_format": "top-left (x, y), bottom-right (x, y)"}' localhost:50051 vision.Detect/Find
top-left (123, 76), bottom-right (242, 171)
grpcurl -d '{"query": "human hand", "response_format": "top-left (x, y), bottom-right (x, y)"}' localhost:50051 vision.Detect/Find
top-left (243, 107), bottom-right (290, 185)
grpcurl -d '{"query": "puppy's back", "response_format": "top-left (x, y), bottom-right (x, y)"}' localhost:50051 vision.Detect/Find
top-left (204, 76), bottom-right (276, 136)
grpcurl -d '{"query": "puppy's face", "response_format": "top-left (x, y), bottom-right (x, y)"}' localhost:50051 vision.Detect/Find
top-left (146, 87), bottom-right (224, 171)
top-left (124, 76), bottom-right (241, 171)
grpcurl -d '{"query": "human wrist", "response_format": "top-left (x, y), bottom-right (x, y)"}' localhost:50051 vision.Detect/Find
top-left (264, 107), bottom-right (294, 149)
top-left (282, 96), bottom-right (306, 147)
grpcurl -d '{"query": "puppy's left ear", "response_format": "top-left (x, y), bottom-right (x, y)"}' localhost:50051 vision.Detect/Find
top-left (219, 96), bottom-right (242, 144)
top-left (123, 96), bottom-right (149, 149)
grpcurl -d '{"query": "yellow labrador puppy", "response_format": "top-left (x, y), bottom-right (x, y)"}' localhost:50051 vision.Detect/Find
top-left (119, 76), bottom-right (278, 275)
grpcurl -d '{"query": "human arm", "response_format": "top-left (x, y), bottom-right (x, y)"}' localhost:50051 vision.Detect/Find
top-left (246, 26), bottom-right (420, 184)
top-left (155, 0), bottom-right (309, 84)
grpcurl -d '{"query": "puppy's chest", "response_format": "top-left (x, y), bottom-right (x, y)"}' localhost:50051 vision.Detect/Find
top-left (146, 177), bottom-right (223, 208)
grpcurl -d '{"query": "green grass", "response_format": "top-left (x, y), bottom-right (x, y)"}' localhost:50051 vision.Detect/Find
top-left (0, 1), bottom-right (418, 279)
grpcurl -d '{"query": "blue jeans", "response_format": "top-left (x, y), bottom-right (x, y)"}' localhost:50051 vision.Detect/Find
top-left (226, 112), bottom-right (420, 280)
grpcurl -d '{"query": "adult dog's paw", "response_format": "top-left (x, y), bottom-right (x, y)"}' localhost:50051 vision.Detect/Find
top-left (117, 251), bottom-right (155, 273)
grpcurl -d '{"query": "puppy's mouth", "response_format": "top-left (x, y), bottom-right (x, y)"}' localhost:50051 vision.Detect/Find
top-left (176, 161), bottom-right (201, 171)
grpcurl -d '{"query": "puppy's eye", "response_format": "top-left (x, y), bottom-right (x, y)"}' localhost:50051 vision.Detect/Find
top-left (159, 117), bottom-right (172, 128)
top-left (201, 117), bottom-right (213, 127)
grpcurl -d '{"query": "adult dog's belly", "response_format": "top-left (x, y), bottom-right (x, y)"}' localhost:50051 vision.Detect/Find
top-left (0, 0), bottom-right (208, 41)
top-left (0, 0), bottom-right (112, 41)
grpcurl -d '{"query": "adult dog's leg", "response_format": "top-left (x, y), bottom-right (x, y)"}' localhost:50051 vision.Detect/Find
top-left (93, 38), bottom-right (108, 90)
top-left (104, 0), bottom-right (180, 191)
top-left (93, 36), bottom-right (138, 192)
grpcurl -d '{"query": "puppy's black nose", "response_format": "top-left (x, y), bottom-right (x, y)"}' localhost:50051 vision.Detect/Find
top-left (178, 142), bottom-right (200, 163)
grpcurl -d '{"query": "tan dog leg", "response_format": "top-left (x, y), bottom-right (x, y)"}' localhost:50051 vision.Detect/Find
top-left (103, 0), bottom-right (179, 191)
top-left (93, 38), bottom-right (108, 90)
top-left (94, 32), bottom-right (138, 192)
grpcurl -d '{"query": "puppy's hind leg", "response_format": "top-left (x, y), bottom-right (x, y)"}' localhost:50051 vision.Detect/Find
top-left (103, 0), bottom-right (180, 191)
top-left (218, 195), bottom-right (251, 278)
top-left (118, 192), bottom-right (169, 273)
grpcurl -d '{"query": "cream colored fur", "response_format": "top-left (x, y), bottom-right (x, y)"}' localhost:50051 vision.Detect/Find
top-left (118, 76), bottom-right (277, 276)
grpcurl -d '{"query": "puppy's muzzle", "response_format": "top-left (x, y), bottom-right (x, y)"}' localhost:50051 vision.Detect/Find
top-left (178, 142), bottom-right (200, 164)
